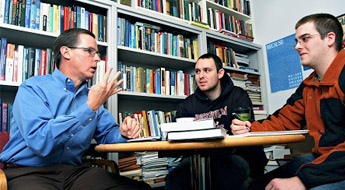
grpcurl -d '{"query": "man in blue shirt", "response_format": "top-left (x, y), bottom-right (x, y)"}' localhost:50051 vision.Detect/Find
top-left (0, 28), bottom-right (150, 189)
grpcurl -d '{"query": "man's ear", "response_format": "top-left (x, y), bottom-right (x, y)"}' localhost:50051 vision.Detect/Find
top-left (326, 32), bottom-right (336, 47)
top-left (218, 68), bottom-right (225, 79)
top-left (60, 46), bottom-right (71, 60)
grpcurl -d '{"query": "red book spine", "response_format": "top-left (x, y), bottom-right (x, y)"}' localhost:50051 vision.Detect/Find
top-left (64, 7), bottom-right (69, 31)
top-left (40, 50), bottom-right (47, 76)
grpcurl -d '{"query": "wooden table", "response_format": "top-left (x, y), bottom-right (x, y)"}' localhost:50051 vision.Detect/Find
top-left (96, 135), bottom-right (305, 190)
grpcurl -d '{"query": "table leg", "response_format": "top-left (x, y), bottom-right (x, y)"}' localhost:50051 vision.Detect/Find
top-left (190, 154), bottom-right (211, 190)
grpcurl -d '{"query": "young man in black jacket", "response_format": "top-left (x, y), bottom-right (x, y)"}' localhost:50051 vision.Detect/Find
top-left (165, 53), bottom-right (267, 190)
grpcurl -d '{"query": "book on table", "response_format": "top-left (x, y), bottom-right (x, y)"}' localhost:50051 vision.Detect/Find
top-left (167, 127), bottom-right (227, 141)
top-left (227, 130), bottom-right (309, 138)
top-left (160, 118), bottom-right (216, 132)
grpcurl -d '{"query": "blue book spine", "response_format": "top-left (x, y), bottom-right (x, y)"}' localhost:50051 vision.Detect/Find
top-left (84, 10), bottom-right (89, 30)
top-left (49, 5), bottom-right (53, 32)
top-left (7, 103), bottom-right (13, 132)
top-left (131, 66), bottom-right (135, 92)
top-left (4, 0), bottom-right (10, 24)
top-left (29, 0), bottom-right (36, 29)
top-left (128, 23), bottom-right (132, 48)
top-left (155, 70), bottom-right (161, 94)
top-left (124, 20), bottom-right (129, 47)
top-left (98, 14), bottom-right (104, 42)
top-left (22, 47), bottom-right (28, 80)
top-left (35, 0), bottom-right (40, 29)
top-left (170, 71), bottom-right (175, 95)
top-left (117, 17), bottom-right (121, 45)
top-left (150, 110), bottom-right (159, 136)
top-left (24, 0), bottom-right (31, 27)
top-left (152, 30), bottom-right (155, 52)
top-left (60, 5), bottom-right (64, 34)
top-left (117, 61), bottom-right (122, 89)
top-left (76, 6), bottom-right (81, 28)
top-left (146, 68), bottom-right (150, 93)
top-left (0, 38), bottom-right (7, 80)
top-left (34, 49), bottom-right (40, 76)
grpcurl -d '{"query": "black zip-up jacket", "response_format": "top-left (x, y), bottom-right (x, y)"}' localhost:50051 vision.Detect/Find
top-left (176, 74), bottom-right (267, 177)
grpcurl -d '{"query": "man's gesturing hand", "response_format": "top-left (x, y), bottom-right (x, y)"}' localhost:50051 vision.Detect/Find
top-left (87, 68), bottom-right (123, 112)
top-left (120, 116), bottom-right (141, 139)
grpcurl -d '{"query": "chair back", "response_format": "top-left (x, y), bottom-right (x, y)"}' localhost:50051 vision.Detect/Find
top-left (0, 132), bottom-right (10, 170)
top-left (0, 132), bottom-right (9, 153)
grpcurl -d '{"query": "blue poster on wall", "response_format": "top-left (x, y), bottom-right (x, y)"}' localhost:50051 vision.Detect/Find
top-left (266, 34), bottom-right (303, 93)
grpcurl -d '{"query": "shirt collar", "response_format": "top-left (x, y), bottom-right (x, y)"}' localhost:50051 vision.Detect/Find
top-left (52, 69), bottom-right (88, 93)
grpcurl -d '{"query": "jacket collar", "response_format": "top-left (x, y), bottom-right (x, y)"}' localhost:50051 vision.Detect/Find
top-left (304, 49), bottom-right (345, 86)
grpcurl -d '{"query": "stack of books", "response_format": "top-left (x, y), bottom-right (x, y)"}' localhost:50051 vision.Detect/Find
top-left (160, 118), bottom-right (226, 141)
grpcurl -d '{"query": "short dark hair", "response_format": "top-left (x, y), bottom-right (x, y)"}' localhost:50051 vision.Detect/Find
top-left (197, 53), bottom-right (223, 72)
top-left (53, 28), bottom-right (95, 68)
top-left (295, 13), bottom-right (344, 51)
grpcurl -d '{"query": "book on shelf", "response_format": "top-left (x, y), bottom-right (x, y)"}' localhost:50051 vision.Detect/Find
top-left (190, 21), bottom-right (210, 29)
top-left (167, 127), bottom-right (227, 141)
top-left (2, 1), bottom-right (107, 41)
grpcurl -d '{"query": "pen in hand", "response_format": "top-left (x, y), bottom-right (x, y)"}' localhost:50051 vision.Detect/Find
top-left (232, 113), bottom-right (251, 131)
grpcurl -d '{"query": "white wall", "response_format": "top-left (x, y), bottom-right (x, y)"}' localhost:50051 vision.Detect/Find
top-left (251, 0), bottom-right (344, 114)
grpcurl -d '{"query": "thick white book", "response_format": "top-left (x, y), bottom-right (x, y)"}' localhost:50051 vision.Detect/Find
top-left (167, 127), bottom-right (226, 141)
top-left (227, 130), bottom-right (309, 138)
top-left (160, 118), bottom-right (216, 132)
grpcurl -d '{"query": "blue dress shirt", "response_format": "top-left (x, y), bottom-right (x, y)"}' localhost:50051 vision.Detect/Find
top-left (0, 69), bottom-right (127, 167)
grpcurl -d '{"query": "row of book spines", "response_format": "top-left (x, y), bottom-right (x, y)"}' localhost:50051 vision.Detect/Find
top-left (2, 0), bottom-right (106, 42)
top-left (139, 0), bottom-right (203, 23)
top-left (207, 8), bottom-right (253, 37)
top-left (0, 100), bottom-right (13, 133)
top-left (118, 64), bottom-right (196, 96)
top-left (0, 38), bottom-right (55, 82)
top-left (119, 110), bottom-right (176, 138)
top-left (118, 18), bottom-right (199, 60)
top-left (209, 44), bottom-right (239, 68)
top-left (211, 0), bottom-right (250, 16)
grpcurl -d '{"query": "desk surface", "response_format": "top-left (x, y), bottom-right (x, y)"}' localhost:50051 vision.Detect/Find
top-left (95, 135), bottom-right (305, 152)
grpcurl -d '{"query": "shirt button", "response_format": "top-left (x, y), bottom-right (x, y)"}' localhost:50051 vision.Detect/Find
top-left (70, 134), bottom-right (74, 137)
top-left (64, 88), bottom-right (67, 91)
top-left (67, 79), bottom-right (71, 82)
top-left (89, 118), bottom-right (93, 121)
top-left (66, 147), bottom-right (70, 150)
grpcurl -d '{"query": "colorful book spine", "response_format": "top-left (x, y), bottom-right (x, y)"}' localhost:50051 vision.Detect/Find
top-left (1, 102), bottom-right (8, 132)
top-left (29, 0), bottom-right (36, 29)
top-left (0, 38), bottom-right (7, 80)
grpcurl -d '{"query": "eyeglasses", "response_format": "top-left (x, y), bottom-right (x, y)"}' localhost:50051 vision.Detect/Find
top-left (68, 47), bottom-right (101, 58)
top-left (292, 33), bottom-right (320, 49)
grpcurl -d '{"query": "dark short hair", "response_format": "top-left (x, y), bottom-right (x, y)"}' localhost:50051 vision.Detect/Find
top-left (53, 28), bottom-right (95, 68)
top-left (295, 13), bottom-right (344, 51)
top-left (197, 53), bottom-right (223, 72)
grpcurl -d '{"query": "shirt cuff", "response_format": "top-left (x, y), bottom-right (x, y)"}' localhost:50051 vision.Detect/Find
top-left (76, 103), bottom-right (96, 126)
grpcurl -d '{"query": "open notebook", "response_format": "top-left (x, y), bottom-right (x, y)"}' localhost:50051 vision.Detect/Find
top-left (227, 130), bottom-right (309, 138)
